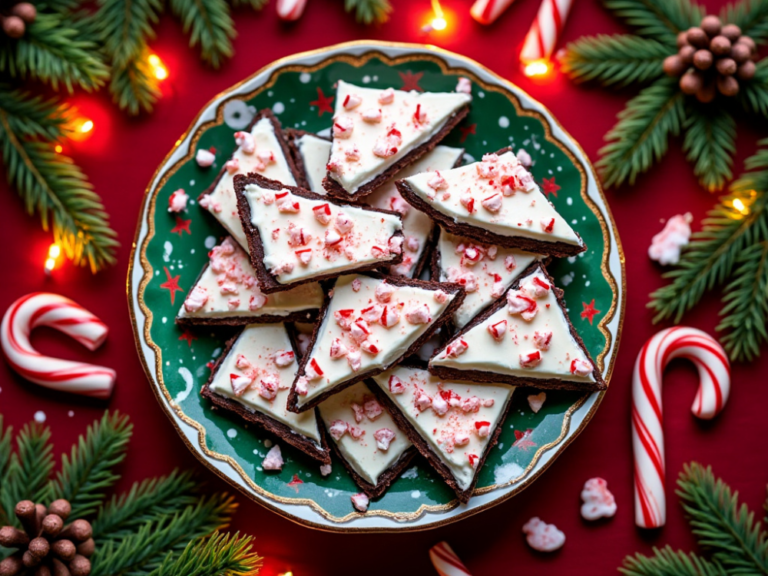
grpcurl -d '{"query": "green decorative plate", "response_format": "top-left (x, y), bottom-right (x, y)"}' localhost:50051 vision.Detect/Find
top-left (128, 41), bottom-right (625, 532)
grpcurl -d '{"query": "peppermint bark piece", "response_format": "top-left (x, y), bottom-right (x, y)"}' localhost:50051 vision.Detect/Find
top-left (199, 110), bottom-right (301, 251)
top-left (235, 174), bottom-right (404, 293)
top-left (323, 81), bottom-right (471, 200)
top-left (287, 273), bottom-right (465, 413)
top-left (367, 146), bottom-right (464, 278)
top-left (430, 263), bottom-right (606, 392)
top-left (177, 237), bottom-right (324, 326)
top-left (370, 366), bottom-right (514, 503)
top-left (202, 323), bottom-right (331, 464)
top-left (317, 381), bottom-right (416, 499)
top-left (432, 228), bottom-right (542, 329)
top-left (286, 129), bottom-right (331, 194)
top-left (397, 149), bottom-right (586, 257)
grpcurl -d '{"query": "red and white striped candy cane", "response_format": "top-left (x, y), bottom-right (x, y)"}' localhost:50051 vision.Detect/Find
top-left (632, 327), bottom-right (730, 528)
top-left (430, 542), bottom-right (472, 576)
top-left (1, 293), bottom-right (116, 399)
top-left (276, 0), bottom-right (307, 21)
top-left (520, 0), bottom-right (573, 64)
top-left (470, 0), bottom-right (517, 25)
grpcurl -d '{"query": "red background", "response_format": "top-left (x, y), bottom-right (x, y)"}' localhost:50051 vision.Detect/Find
top-left (1, 0), bottom-right (767, 573)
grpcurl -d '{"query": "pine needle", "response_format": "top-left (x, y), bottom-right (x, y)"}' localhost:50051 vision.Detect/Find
top-left (170, 0), bottom-right (235, 69)
top-left (90, 494), bottom-right (238, 576)
top-left (683, 103), bottom-right (736, 192)
top-left (229, 0), bottom-right (268, 8)
top-left (110, 48), bottom-right (163, 115)
top-left (621, 545), bottom-right (728, 576)
top-left (0, 84), bottom-right (69, 141)
top-left (603, 0), bottom-right (703, 46)
top-left (148, 532), bottom-right (261, 576)
top-left (93, 470), bottom-right (200, 539)
top-left (597, 77), bottom-right (685, 188)
top-left (562, 34), bottom-right (669, 87)
top-left (0, 416), bottom-right (15, 529)
top-left (739, 60), bottom-right (768, 118)
top-left (720, 0), bottom-right (768, 44)
top-left (0, 10), bottom-right (109, 93)
top-left (51, 412), bottom-right (133, 519)
top-left (344, 0), bottom-right (392, 24)
top-left (677, 463), bottom-right (768, 574)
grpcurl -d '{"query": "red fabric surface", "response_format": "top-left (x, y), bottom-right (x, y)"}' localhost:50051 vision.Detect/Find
top-left (2, 0), bottom-right (767, 573)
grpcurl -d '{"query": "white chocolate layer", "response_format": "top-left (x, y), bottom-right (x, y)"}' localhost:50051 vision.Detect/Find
top-left (242, 183), bottom-right (402, 284)
top-left (403, 151), bottom-right (582, 246)
top-left (372, 366), bottom-right (513, 491)
top-left (296, 134), bottom-right (331, 194)
top-left (327, 81), bottom-right (471, 195)
top-left (367, 146), bottom-right (464, 277)
top-left (177, 237), bottom-right (323, 320)
top-left (203, 117), bottom-right (297, 250)
top-left (436, 229), bottom-right (540, 328)
top-left (431, 267), bottom-right (597, 382)
top-left (297, 274), bottom-right (456, 407)
top-left (318, 381), bottom-right (411, 486)
top-left (209, 324), bottom-right (322, 443)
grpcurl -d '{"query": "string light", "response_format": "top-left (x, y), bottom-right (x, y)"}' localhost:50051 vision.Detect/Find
top-left (523, 59), bottom-right (551, 77)
top-left (148, 54), bottom-right (169, 81)
top-left (44, 243), bottom-right (61, 274)
top-left (422, 0), bottom-right (447, 32)
top-left (68, 116), bottom-right (95, 142)
top-left (54, 144), bottom-right (63, 153)
top-left (732, 198), bottom-right (749, 215)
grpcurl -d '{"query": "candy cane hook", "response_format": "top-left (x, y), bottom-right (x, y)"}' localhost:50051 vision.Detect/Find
top-left (430, 542), bottom-right (473, 576)
top-left (1, 293), bottom-right (116, 399)
top-left (632, 327), bottom-right (730, 528)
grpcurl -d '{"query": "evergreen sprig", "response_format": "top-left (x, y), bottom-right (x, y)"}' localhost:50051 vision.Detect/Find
top-left (649, 141), bottom-right (768, 361)
top-left (0, 412), bottom-right (256, 576)
top-left (622, 463), bottom-right (768, 576)
top-left (170, 0), bottom-right (235, 69)
top-left (149, 532), bottom-right (261, 576)
top-left (563, 0), bottom-right (768, 191)
top-left (344, 0), bottom-right (392, 24)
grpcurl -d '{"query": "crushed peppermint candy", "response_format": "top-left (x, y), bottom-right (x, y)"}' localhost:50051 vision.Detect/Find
top-left (168, 189), bottom-right (189, 213)
top-left (373, 428), bottom-right (396, 451)
top-left (351, 492), bottom-right (370, 512)
top-left (523, 518), bottom-right (565, 552)
top-left (234, 131), bottom-right (256, 154)
top-left (196, 149), bottom-right (215, 167)
top-left (456, 77), bottom-right (472, 94)
top-left (262, 445), bottom-right (283, 471)
top-left (527, 392), bottom-right (547, 413)
top-left (580, 478), bottom-right (617, 520)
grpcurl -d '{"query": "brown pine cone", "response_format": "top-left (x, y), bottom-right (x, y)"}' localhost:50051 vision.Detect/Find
top-left (0, 500), bottom-right (94, 576)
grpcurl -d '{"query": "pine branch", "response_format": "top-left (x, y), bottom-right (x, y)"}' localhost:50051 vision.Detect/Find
top-left (93, 470), bottom-right (199, 539)
top-left (110, 47), bottom-right (163, 115)
top-left (51, 412), bottom-right (133, 519)
top-left (597, 77), bottom-right (685, 188)
top-left (344, 0), bottom-right (392, 24)
top-left (682, 103), bottom-right (736, 192)
top-left (1, 423), bottom-right (55, 513)
top-left (677, 462), bottom-right (768, 574)
top-left (720, 0), bottom-right (768, 44)
top-left (0, 107), bottom-right (119, 272)
top-left (562, 34), bottom-right (669, 87)
top-left (603, 0), bottom-right (703, 46)
top-left (170, 0), bottom-right (235, 69)
top-left (229, 0), bottom-right (268, 8)
top-left (98, 0), bottom-right (162, 68)
top-left (621, 545), bottom-right (727, 576)
top-left (716, 240), bottom-right (768, 361)
top-left (648, 191), bottom-right (768, 323)
top-left (148, 532), bottom-right (261, 576)
top-left (0, 417), bottom-right (14, 527)
top-left (0, 10), bottom-right (109, 93)
top-left (0, 85), bottom-right (69, 141)
top-left (90, 494), bottom-right (237, 576)
top-left (739, 59), bottom-right (768, 119)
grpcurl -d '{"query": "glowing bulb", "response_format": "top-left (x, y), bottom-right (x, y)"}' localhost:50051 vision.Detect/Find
top-left (733, 198), bottom-right (749, 215)
top-left (431, 17), bottom-right (447, 30)
top-left (44, 258), bottom-right (56, 273)
top-left (48, 244), bottom-right (61, 258)
top-left (54, 144), bottom-right (62, 153)
top-left (524, 60), bottom-right (550, 77)
top-left (79, 120), bottom-right (94, 133)
top-left (278, 572), bottom-right (293, 576)
top-left (148, 54), bottom-right (169, 81)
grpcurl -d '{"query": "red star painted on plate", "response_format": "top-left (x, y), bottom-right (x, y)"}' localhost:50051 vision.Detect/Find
top-left (310, 87), bottom-right (334, 116)
top-left (160, 267), bottom-right (184, 305)
top-left (541, 177), bottom-right (560, 197)
top-left (581, 299), bottom-right (601, 325)
top-left (459, 123), bottom-right (476, 143)
top-left (399, 70), bottom-right (424, 92)
top-left (513, 428), bottom-right (536, 451)
top-left (287, 474), bottom-right (304, 493)
top-left (178, 330), bottom-right (197, 347)
top-left (171, 216), bottom-right (191, 236)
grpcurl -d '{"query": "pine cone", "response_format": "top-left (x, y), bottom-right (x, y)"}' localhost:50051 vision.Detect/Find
top-left (0, 500), bottom-right (94, 576)
top-left (0, 2), bottom-right (37, 39)
top-left (663, 14), bottom-right (758, 102)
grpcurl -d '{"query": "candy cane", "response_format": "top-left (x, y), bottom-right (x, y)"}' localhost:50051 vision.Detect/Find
top-left (430, 542), bottom-right (472, 576)
top-left (470, 0), bottom-right (517, 25)
top-left (632, 327), bottom-right (730, 528)
top-left (519, 0), bottom-right (574, 65)
top-left (1, 293), bottom-right (116, 399)
top-left (276, 0), bottom-right (307, 21)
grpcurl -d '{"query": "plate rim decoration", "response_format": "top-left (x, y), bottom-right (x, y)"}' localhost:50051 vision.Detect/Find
top-left (127, 40), bottom-right (626, 533)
